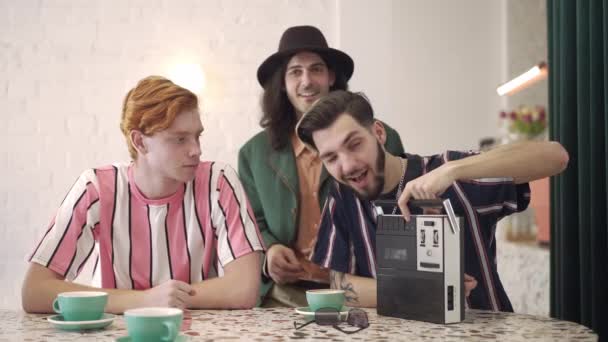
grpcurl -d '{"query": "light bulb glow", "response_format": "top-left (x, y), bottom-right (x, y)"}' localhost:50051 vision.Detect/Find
top-left (168, 63), bottom-right (205, 94)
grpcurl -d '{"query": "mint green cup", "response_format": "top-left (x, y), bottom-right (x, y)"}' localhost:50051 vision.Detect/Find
top-left (52, 291), bottom-right (108, 321)
top-left (124, 307), bottom-right (183, 342)
top-left (306, 289), bottom-right (345, 312)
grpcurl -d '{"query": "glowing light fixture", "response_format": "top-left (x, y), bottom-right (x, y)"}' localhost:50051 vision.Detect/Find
top-left (497, 61), bottom-right (547, 96)
top-left (168, 63), bottom-right (205, 94)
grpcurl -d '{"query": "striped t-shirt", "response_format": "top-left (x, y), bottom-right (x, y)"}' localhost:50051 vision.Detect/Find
top-left (310, 152), bottom-right (531, 312)
top-left (29, 161), bottom-right (265, 289)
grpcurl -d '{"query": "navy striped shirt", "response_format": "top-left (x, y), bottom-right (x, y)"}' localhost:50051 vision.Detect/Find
top-left (310, 151), bottom-right (531, 311)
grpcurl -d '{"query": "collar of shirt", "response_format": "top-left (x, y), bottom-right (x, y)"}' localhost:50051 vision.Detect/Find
top-left (291, 133), bottom-right (312, 159)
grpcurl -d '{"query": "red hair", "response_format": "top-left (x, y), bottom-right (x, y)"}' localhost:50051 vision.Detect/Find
top-left (120, 76), bottom-right (198, 159)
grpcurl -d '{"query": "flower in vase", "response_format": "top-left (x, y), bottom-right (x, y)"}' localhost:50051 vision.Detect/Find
top-left (499, 105), bottom-right (547, 139)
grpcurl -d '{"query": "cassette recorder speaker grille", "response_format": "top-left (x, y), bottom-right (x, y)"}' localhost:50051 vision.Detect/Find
top-left (377, 273), bottom-right (444, 323)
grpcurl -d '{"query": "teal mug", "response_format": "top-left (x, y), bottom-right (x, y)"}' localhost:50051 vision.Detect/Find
top-left (124, 307), bottom-right (183, 342)
top-left (52, 291), bottom-right (108, 321)
top-left (306, 289), bottom-right (345, 312)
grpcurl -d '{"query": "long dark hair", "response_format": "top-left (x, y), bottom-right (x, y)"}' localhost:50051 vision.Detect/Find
top-left (260, 52), bottom-right (349, 151)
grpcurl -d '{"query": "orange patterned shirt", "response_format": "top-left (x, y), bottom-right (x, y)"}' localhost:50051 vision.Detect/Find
top-left (291, 134), bottom-right (329, 284)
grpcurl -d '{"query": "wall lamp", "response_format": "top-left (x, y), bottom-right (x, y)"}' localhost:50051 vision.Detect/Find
top-left (497, 61), bottom-right (547, 96)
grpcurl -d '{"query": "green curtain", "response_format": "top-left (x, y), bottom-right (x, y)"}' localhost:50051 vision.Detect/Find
top-left (548, 0), bottom-right (608, 340)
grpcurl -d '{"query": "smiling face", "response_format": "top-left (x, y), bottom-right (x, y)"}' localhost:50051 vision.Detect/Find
top-left (140, 108), bottom-right (204, 184)
top-left (314, 113), bottom-right (387, 200)
top-left (284, 51), bottom-right (335, 118)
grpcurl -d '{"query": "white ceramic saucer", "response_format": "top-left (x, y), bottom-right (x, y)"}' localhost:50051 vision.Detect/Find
top-left (47, 313), bottom-right (115, 331)
top-left (115, 334), bottom-right (188, 341)
top-left (295, 306), bottom-right (351, 318)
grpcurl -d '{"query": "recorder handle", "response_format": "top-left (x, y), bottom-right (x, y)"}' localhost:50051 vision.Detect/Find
top-left (442, 199), bottom-right (460, 234)
top-left (372, 199), bottom-right (443, 208)
top-left (409, 199), bottom-right (444, 208)
top-left (372, 199), bottom-right (460, 234)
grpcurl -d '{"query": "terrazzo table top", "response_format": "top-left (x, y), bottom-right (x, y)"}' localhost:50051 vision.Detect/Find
top-left (0, 307), bottom-right (597, 341)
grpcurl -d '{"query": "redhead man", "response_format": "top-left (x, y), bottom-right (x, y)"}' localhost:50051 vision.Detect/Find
top-left (22, 76), bottom-right (265, 313)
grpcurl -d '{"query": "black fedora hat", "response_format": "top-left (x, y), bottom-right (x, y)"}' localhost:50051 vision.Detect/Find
top-left (256, 25), bottom-right (354, 87)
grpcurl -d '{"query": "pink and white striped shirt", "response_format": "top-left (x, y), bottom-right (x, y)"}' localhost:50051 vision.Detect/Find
top-left (29, 161), bottom-right (265, 289)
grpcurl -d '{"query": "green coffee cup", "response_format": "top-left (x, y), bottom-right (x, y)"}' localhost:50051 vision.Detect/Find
top-left (306, 289), bottom-right (345, 311)
top-left (124, 307), bottom-right (183, 342)
top-left (52, 291), bottom-right (108, 321)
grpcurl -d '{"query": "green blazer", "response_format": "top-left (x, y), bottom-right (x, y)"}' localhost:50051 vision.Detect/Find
top-left (238, 121), bottom-right (405, 303)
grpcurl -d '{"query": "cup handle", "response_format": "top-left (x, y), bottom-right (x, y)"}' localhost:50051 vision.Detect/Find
top-left (52, 299), bottom-right (61, 314)
top-left (161, 321), bottom-right (176, 342)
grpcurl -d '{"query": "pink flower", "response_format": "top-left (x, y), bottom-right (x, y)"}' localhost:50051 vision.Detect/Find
top-left (500, 111), bottom-right (507, 118)
top-left (509, 111), bottom-right (517, 120)
top-left (538, 107), bottom-right (546, 121)
top-left (523, 114), bottom-right (533, 123)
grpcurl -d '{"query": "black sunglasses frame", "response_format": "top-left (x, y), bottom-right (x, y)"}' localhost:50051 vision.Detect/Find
top-left (293, 307), bottom-right (369, 334)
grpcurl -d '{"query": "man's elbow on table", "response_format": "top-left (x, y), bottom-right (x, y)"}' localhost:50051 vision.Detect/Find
top-left (21, 284), bottom-right (37, 314)
top-left (21, 263), bottom-right (60, 313)
top-left (228, 283), bottom-right (260, 309)
top-left (222, 274), bottom-right (260, 309)
top-left (224, 252), bottom-right (262, 309)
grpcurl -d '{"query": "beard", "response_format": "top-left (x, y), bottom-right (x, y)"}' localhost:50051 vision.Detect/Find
top-left (345, 141), bottom-right (386, 200)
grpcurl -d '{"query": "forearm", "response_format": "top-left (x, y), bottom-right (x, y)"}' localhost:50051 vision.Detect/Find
top-left (22, 263), bottom-right (145, 314)
top-left (187, 252), bottom-right (261, 309)
top-left (186, 276), bottom-right (259, 309)
top-left (449, 141), bottom-right (569, 184)
top-left (329, 270), bottom-right (376, 308)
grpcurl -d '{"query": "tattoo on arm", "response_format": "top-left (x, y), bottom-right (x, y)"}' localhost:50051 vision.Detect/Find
top-left (330, 270), bottom-right (359, 304)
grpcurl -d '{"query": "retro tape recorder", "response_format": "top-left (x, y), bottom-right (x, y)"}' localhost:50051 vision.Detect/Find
top-left (374, 198), bottom-right (464, 324)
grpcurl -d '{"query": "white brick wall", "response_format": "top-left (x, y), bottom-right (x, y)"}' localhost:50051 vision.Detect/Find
top-left (0, 0), bottom-right (336, 310)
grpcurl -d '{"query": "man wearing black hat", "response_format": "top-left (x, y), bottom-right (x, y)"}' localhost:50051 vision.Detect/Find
top-left (238, 25), bottom-right (404, 307)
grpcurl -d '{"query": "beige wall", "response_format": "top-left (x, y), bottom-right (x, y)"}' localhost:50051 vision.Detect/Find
top-left (339, 0), bottom-right (506, 155)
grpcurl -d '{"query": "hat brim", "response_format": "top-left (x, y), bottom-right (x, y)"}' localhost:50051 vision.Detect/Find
top-left (257, 47), bottom-right (354, 87)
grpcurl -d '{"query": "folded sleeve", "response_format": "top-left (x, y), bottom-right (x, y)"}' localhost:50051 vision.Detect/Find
top-left (212, 164), bottom-right (266, 267)
top-left (28, 169), bottom-right (100, 280)
top-left (445, 150), bottom-right (531, 223)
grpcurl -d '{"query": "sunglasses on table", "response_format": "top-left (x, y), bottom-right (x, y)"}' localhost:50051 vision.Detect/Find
top-left (293, 307), bottom-right (369, 334)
